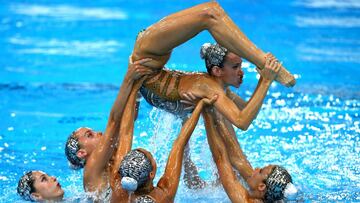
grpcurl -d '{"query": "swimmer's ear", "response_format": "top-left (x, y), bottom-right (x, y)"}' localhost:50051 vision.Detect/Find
top-left (211, 66), bottom-right (223, 77)
top-left (76, 149), bottom-right (87, 159)
top-left (258, 182), bottom-right (266, 192)
top-left (31, 192), bottom-right (43, 201)
top-left (149, 171), bottom-right (155, 179)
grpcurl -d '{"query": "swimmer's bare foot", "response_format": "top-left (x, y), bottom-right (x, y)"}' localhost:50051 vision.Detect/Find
top-left (183, 144), bottom-right (206, 189)
top-left (259, 53), bottom-right (296, 87)
top-left (276, 65), bottom-right (296, 87)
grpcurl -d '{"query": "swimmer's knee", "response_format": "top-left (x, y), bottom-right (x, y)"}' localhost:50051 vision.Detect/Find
top-left (200, 2), bottom-right (225, 28)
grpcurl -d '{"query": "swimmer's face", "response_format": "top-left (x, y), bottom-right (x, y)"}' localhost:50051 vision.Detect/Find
top-left (137, 148), bottom-right (157, 181)
top-left (248, 165), bottom-right (275, 194)
top-left (31, 171), bottom-right (64, 201)
top-left (75, 127), bottom-right (102, 158)
top-left (219, 52), bottom-right (244, 88)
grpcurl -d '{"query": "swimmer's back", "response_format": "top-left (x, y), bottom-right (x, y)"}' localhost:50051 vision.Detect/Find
top-left (143, 69), bottom-right (208, 101)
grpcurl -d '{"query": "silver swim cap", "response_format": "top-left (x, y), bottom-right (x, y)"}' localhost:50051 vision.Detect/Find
top-left (200, 43), bottom-right (228, 72)
top-left (17, 171), bottom-right (35, 201)
top-left (119, 149), bottom-right (153, 191)
top-left (65, 131), bottom-right (85, 169)
top-left (264, 166), bottom-right (293, 203)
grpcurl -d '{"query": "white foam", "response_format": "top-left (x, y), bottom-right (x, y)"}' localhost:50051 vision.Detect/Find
top-left (297, 45), bottom-right (360, 63)
top-left (9, 37), bottom-right (124, 57)
top-left (12, 110), bottom-right (64, 118)
top-left (295, 16), bottom-right (360, 28)
top-left (294, 0), bottom-right (360, 9)
top-left (10, 4), bottom-right (127, 21)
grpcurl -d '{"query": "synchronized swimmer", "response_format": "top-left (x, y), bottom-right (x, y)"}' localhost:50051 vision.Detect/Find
top-left (17, 2), bottom-right (296, 203)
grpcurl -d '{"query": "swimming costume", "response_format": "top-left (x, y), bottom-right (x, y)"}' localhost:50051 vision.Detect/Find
top-left (140, 86), bottom-right (192, 118)
top-left (134, 194), bottom-right (156, 203)
top-left (143, 69), bottom-right (183, 101)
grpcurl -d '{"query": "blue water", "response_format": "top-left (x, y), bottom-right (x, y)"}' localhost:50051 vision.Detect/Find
top-left (1, 0), bottom-right (359, 202)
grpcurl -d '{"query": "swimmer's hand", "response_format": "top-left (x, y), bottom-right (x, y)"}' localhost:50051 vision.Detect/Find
top-left (256, 53), bottom-right (281, 82)
top-left (181, 92), bottom-right (217, 110)
top-left (180, 92), bottom-right (198, 111)
top-left (127, 58), bottom-right (156, 80)
top-left (200, 95), bottom-right (218, 105)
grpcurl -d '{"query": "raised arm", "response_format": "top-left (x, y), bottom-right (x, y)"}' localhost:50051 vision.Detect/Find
top-left (211, 110), bottom-right (253, 180)
top-left (109, 80), bottom-right (144, 202)
top-left (85, 59), bottom-right (153, 180)
top-left (157, 96), bottom-right (217, 199)
top-left (196, 55), bottom-right (281, 131)
top-left (203, 109), bottom-right (251, 203)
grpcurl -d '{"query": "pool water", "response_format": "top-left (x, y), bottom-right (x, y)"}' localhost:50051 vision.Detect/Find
top-left (1, 0), bottom-right (359, 202)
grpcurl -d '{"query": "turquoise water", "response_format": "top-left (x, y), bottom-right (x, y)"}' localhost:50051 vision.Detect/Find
top-left (1, 0), bottom-right (359, 202)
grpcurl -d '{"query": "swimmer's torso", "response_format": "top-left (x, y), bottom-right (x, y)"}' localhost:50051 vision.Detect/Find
top-left (141, 69), bottom-right (209, 117)
top-left (143, 69), bottom-right (186, 101)
top-left (143, 69), bottom-right (210, 101)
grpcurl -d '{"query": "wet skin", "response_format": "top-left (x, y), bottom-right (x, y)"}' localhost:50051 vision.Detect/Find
top-left (31, 171), bottom-right (64, 201)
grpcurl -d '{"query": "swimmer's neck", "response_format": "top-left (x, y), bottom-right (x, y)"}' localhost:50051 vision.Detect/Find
top-left (212, 75), bottom-right (229, 90)
top-left (247, 189), bottom-right (263, 202)
top-left (134, 180), bottom-right (154, 195)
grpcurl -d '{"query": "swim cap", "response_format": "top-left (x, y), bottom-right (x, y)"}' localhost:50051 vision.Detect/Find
top-left (264, 166), bottom-right (293, 203)
top-left (17, 171), bottom-right (35, 201)
top-left (200, 43), bottom-right (228, 72)
top-left (135, 195), bottom-right (156, 203)
top-left (65, 129), bottom-right (85, 169)
top-left (119, 149), bottom-right (153, 191)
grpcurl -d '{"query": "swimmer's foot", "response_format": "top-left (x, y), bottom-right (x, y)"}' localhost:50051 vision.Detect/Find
top-left (183, 169), bottom-right (206, 190)
top-left (183, 158), bottom-right (206, 190)
top-left (275, 64), bottom-right (296, 87)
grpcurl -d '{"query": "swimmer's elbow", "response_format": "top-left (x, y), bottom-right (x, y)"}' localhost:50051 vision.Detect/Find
top-left (234, 120), bottom-right (249, 131)
top-left (240, 124), bottom-right (250, 131)
top-left (109, 110), bottom-right (121, 124)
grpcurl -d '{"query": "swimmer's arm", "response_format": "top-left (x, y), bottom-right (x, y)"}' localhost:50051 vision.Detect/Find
top-left (225, 87), bottom-right (247, 110)
top-left (197, 78), bottom-right (270, 131)
top-left (195, 56), bottom-right (280, 131)
top-left (108, 81), bottom-right (144, 200)
top-left (86, 59), bottom-right (153, 179)
top-left (203, 110), bottom-right (251, 203)
top-left (157, 97), bottom-right (216, 199)
top-left (214, 113), bottom-right (253, 179)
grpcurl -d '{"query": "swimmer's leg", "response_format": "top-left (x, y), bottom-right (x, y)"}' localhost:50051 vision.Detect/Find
top-left (183, 142), bottom-right (207, 189)
top-left (133, 2), bottom-right (295, 86)
top-left (181, 117), bottom-right (206, 189)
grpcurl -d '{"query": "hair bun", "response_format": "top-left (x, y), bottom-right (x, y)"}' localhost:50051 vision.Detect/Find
top-left (121, 177), bottom-right (138, 192)
top-left (284, 183), bottom-right (298, 199)
top-left (200, 43), bottom-right (212, 59)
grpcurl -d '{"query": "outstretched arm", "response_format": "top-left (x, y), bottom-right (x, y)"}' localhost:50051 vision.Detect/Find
top-left (225, 87), bottom-right (247, 110)
top-left (85, 59), bottom-right (153, 182)
top-left (194, 54), bottom-right (281, 131)
top-left (157, 96), bottom-right (217, 199)
top-left (212, 111), bottom-right (253, 180)
top-left (109, 79), bottom-right (145, 201)
top-left (203, 109), bottom-right (251, 203)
